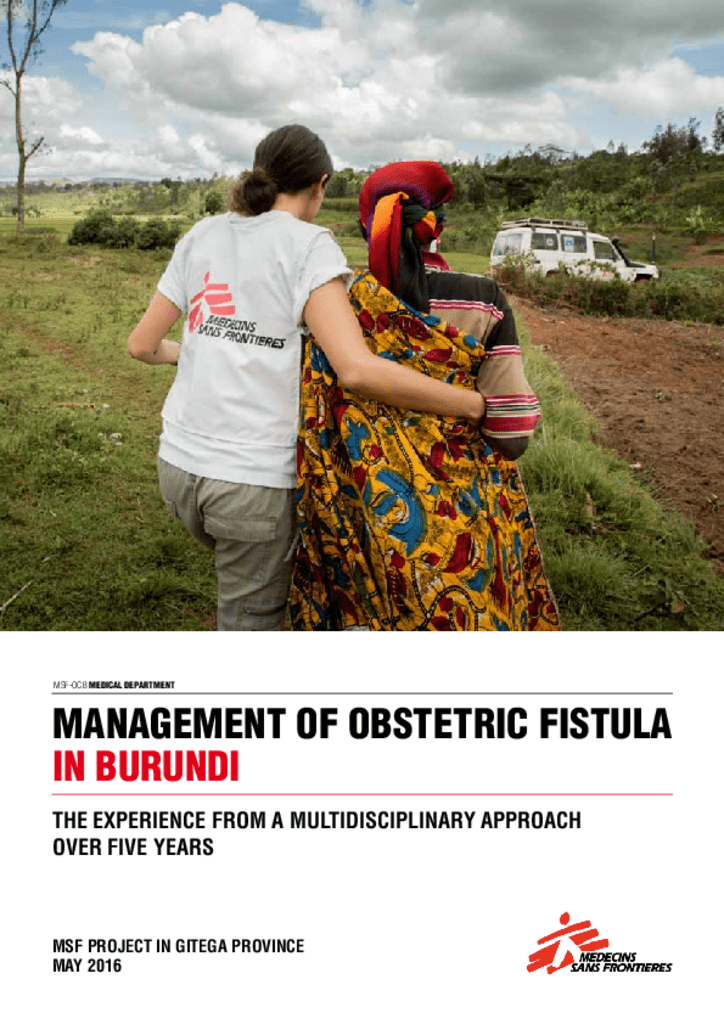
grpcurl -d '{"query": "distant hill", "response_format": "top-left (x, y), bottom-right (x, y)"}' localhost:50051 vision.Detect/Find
top-left (0, 177), bottom-right (154, 187)
top-left (88, 178), bottom-right (151, 185)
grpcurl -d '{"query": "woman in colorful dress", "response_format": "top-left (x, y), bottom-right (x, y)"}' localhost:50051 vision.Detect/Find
top-left (290, 161), bottom-right (559, 631)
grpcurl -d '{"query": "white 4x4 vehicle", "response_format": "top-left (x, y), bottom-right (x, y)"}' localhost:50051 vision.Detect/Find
top-left (490, 218), bottom-right (659, 282)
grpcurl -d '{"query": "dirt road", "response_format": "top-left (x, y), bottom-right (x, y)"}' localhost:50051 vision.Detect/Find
top-left (513, 297), bottom-right (724, 571)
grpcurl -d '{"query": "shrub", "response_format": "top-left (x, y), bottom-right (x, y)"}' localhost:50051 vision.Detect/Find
top-left (136, 218), bottom-right (183, 250)
top-left (67, 213), bottom-right (182, 250)
top-left (646, 275), bottom-right (719, 322)
top-left (105, 217), bottom-right (139, 248)
top-left (685, 205), bottom-right (708, 244)
top-left (568, 274), bottom-right (633, 317)
top-left (495, 251), bottom-right (538, 292)
top-left (68, 210), bottom-right (118, 246)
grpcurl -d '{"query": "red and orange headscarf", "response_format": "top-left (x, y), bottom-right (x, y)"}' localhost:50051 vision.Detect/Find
top-left (358, 161), bottom-right (454, 311)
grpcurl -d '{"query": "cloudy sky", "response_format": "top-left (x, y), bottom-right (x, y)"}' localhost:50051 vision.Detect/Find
top-left (2, 0), bottom-right (724, 180)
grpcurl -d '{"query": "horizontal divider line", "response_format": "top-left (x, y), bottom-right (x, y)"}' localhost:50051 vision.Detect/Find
top-left (51, 792), bottom-right (674, 797)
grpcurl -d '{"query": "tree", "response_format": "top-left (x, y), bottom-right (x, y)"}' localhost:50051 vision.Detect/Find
top-left (712, 108), bottom-right (724, 153)
top-left (325, 167), bottom-right (367, 199)
top-left (2, 0), bottom-right (67, 234)
top-left (642, 118), bottom-right (706, 192)
top-left (204, 191), bottom-right (225, 215)
top-left (536, 144), bottom-right (568, 166)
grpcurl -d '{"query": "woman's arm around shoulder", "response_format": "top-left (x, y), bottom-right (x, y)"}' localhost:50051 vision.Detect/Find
top-left (303, 278), bottom-right (484, 425)
top-left (128, 291), bottom-right (183, 365)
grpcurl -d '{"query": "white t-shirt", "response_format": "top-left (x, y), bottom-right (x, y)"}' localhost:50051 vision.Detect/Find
top-left (157, 211), bottom-right (352, 488)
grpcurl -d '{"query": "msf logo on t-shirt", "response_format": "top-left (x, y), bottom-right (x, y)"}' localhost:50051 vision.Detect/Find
top-left (189, 272), bottom-right (235, 332)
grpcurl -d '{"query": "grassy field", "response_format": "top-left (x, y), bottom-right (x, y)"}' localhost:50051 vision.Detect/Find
top-left (1, 218), bottom-right (723, 630)
top-left (0, 229), bottom-right (215, 629)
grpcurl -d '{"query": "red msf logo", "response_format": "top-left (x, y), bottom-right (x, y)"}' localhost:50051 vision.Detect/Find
top-left (189, 272), bottom-right (235, 332)
top-left (527, 912), bottom-right (609, 974)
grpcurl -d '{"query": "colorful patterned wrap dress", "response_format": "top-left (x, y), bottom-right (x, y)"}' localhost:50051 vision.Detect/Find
top-left (289, 271), bottom-right (559, 631)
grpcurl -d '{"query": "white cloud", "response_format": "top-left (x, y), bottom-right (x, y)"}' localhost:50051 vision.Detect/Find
top-left (5, 2), bottom-right (723, 179)
top-left (0, 70), bottom-right (214, 180)
top-left (57, 125), bottom-right (105, 146)
top-left (1, 73), bottom-right (84, 156)
top-left (1, 72), bottom-right (83, 122)
top-left (26, 145), bottom-right (179, 179)
top-left (71, 31), bottom-right (154, 106)
top-left (67, 2), bottom-right (598, 168)
top-left (1, 132), bottom-right (216, 181)
top-left (566, 58), bottom-right (724, 116)
top-left (78, 7), bottom-right (371, 119)
top-left (147, 123), bottom-right (223, 173)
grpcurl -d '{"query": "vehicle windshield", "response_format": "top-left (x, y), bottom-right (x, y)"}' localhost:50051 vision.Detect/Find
top-left (610, 239), bottom-right (632, 265)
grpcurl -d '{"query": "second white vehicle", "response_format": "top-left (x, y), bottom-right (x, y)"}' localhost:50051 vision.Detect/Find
top-left (489, 217), bottom-right (660, 282)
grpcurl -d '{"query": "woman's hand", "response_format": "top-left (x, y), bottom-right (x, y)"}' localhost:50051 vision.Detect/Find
top-left (468, 391), bottom-right (485, 428)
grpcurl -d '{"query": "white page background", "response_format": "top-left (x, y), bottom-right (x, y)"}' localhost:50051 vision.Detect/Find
top-left (1, 632), bottom-right (717, 1023)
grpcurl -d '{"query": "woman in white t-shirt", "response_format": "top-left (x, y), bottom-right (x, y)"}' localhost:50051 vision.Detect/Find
top-left (128, 125), bottom-right (484, 630)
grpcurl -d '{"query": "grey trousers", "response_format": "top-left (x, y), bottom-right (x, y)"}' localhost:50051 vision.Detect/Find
top-left (158, 458), bottom-right (296, 631)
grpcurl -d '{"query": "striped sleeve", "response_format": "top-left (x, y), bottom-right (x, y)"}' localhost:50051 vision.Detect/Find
top-left (426, 271), bottom-right (540, 439)
top-left (477, 345), bottom-right (541, 438)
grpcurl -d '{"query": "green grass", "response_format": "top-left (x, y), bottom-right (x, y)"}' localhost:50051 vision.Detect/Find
top-left (0, 233), bottom-right (215, 629)
top-left (1, 226), bottom-right (722, 630)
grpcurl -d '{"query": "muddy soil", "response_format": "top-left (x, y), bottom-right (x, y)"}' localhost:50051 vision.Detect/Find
top-left (511, 297), bottom-right (724, 571)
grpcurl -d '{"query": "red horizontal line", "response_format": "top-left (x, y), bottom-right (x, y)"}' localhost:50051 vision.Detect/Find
top-left (51, 792), bottom-right (674, 797)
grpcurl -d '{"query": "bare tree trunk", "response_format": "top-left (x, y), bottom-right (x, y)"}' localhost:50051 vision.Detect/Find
top-left (15, 73), bottom-right (26, 235)
top-left (3, 0), bottom-right (57, 236)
